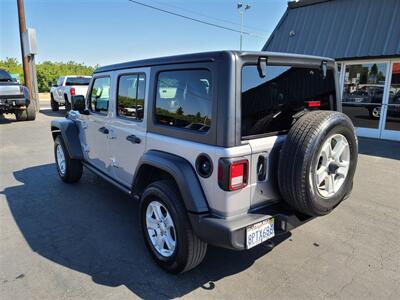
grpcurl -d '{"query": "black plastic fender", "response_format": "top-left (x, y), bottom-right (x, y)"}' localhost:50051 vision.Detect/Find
top-left (50, 119), bottom-right (83, 160)
top-left (132, 150), bottom-right (209, 214)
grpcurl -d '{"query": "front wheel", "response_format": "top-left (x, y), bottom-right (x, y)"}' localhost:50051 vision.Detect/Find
top-left (54, 135), bottom-right (83, 183)
top-left (139, 180), bottom-right (207, 273)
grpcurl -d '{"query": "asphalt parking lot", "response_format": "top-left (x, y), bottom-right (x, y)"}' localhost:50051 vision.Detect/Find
top-left (1, 107), bottom-right (399, 299)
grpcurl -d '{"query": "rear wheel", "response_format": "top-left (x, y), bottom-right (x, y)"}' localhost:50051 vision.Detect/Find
top-left (64, 94), bottom-right (71, 114)
top-left (278, 111), bottom-right (358, 216)
top-left (51, 94), bottom-right (59, 111)
top-left (15, 100), bottom-right (36, 121)
top-left (139, 180), bottom-right (207, 273)
top-left (54, 135), bottom-right (82, 183)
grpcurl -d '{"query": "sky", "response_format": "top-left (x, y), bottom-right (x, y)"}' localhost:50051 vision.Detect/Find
top-left (0, 0), bottom-right (287, 67)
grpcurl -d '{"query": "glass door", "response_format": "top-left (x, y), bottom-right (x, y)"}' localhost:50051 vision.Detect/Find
top-left (380, 61), bottom-right (400, 141)
top-left (341, 62), bottom-right (388, 139)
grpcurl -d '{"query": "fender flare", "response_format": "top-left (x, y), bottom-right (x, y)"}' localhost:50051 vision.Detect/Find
top-left (50, 119), bottom-right (83, 160)
top-left (132, 150), bottom-right (209, 214)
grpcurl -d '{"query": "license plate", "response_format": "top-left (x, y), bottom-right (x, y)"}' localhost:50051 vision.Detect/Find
top-left (246, 218), bottom-right (275, 249)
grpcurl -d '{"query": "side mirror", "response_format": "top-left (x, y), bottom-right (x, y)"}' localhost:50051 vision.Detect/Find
top-left (71, 95), bottom-right (87, 113)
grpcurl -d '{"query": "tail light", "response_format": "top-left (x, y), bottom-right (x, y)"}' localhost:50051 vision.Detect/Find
top-left (70, 88), bottom-right (76, 96)
top-left (218, 158), bottom-right (248, 191)
top-left (307, 100), bottom-right (321, 108)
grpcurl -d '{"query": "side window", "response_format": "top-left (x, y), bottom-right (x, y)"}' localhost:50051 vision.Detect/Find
top-left (57, 77), bottom-right (64, 86)
top-left (89, 77), bottom-right (111, 115)
top-left (117, 74), bottom-right (146, 121)
top-left (155, 69), bottom-right (212, 132)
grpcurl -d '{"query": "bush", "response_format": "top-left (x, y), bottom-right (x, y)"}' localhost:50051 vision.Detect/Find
top-left (0, 58), bottom-right (96, 92)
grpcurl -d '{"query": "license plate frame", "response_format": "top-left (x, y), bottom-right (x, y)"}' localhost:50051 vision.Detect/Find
top-left (246, 218), bottom-right (275, 249)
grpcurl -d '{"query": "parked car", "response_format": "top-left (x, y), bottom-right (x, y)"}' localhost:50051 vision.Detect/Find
top-left (50, 51), bottom-right (358, 273)
top-left (0, 68), bottom-right (36, 121)
top-left (50, 75), bottom-right (91, 113)
top-left (342, 85), bottom-right (398, 119)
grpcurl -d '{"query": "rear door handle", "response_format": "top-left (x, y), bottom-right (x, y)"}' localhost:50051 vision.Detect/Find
top-left (126, 134), bottom-right (141, 144)
top-left (98, 126), bottom-right (109, 134)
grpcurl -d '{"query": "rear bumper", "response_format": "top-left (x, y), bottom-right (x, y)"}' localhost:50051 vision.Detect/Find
top-left (189, 202), bottom-right (313, 250)
top-left (0, 97), bottom-right (29, 109)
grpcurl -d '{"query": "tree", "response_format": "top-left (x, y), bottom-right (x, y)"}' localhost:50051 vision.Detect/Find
top-left (176, 106), bottom-right (184, 115)
top-left (0, 58), bottom-right (95, 92)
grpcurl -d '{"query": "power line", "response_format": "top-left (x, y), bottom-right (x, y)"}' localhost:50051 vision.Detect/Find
top-left (151, 0), bottom-right (269, 34)
top-left (126, 0), bottom-right (265, 39)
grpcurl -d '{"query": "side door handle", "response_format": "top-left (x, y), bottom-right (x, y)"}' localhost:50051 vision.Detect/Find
top-left (126, 134), bottom-right (141, 144)
top-left (98, 126), bottom-right (109, 134)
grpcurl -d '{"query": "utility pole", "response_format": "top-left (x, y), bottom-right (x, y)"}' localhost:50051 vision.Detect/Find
top-left (17, 0), bottom-right (31, 96)
top-left (237, 3), bottom-right (251, 51)
top-left (17, 0), bottom-right (39, 111)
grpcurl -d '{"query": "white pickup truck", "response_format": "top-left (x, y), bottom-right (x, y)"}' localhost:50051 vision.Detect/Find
top-left (50, 75), bottom-right (91, 112)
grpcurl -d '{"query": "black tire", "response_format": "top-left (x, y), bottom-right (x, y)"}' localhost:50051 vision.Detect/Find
top-left (139, 180), bottom-right (207, 273)
top-left (51, 94), bottom-right (59, 111)
top-left (64, 94), bottom-right (71, 114)
top-left (54, 135), bottom-right (83, 183)
top-left (278, 111), bottom-right (358, 216)
top-left (15, 100), bottom-right (36, 121)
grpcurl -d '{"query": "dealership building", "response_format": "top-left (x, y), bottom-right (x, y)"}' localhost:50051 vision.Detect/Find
top-left (263, 0), bottom-right (400, 141)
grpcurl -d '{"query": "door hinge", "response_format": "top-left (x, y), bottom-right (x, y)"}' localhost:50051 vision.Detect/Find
top-left (110, 157), bottom-right (119, 168)
top-left (82, 144), bottom-right (90, 153)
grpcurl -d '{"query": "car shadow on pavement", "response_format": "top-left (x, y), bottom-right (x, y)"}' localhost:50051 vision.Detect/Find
top-left (39, 108), bottom-right (67, 117)
top-left (358, 137), bottom-right (400, 160)
top-left (2, 163), bottom-right (290, 299)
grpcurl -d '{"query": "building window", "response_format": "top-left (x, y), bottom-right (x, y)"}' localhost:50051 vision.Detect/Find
top-left (155, 69), bottom-right (212, 132)
top-left (342, 63), bottom-right (387, 129)
top-left (385, 62), bottom-right (400, 131)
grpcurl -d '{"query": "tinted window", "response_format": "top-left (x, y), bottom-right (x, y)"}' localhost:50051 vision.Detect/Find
top-left (0, 69), bottom-right (12, 82)
top-left (117, 74), bottom-right (146, 121)
top-left (66, 77), bottom-right (91, 86)
top-left (241, 65), bottom-right (335, 137)
top-left (155, 69), bottom-right (212, 132)
top-left (90, 77), bottom-right (111, 115)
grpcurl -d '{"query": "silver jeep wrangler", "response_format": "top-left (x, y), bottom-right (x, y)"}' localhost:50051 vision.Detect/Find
top-left (50, 51), bottom-right (358, 273)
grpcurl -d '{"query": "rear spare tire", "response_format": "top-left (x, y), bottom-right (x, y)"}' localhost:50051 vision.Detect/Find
top-left (278, 111), bottom-right (358, 216)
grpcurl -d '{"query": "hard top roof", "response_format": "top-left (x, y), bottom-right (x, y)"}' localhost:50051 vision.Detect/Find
top-left (94, 50), bottom-right (335, 74)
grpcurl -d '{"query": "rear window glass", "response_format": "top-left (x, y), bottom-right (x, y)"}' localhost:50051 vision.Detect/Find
top-left (0, 69), bottom-right (12, 82)
top-left (241, 65), bottom-right (336, 138)
top-left (155, 69), bottom-right (212, 132)
top-left (66, 77), bottom-right (91, 86)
